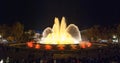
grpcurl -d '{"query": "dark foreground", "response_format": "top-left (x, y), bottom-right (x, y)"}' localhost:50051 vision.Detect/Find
top-left (0, 43), bottom-right (120, 63)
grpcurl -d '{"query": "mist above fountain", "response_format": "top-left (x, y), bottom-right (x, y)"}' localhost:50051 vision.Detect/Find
top-left (39, 17), bottom-right (82, 44)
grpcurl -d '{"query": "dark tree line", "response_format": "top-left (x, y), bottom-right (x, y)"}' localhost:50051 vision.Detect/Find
top-left (0, 22), bottom-right (24, 42)
top-left (0, 22), bottom-right (27, 43)
top-left (0, 22), bottom-right (37, 43)
top-left (81, 24), bottom-right (119, 42)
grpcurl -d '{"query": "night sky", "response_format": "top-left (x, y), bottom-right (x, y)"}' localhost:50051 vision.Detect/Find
top-left (0, 0), bottom-right (120, 30)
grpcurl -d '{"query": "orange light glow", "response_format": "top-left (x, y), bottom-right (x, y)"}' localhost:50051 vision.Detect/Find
top-left (71, 45), bottom-right (77, 49)
top-left (27, 42), bottom-right (33, 48)
top-left (35, 44), bottom-right (40, 49)
top-left (57, 45), bottom-right (65, 50)
top-left (86, 42), bottom-right (92, 47)
top-left (79, 42), bottom-right (86, 48)
top-left (81, 44), bottom-right (86, 48)
top-left (45, 45), bottom-right (52, 50)
top-left (79, 41), bottom-right (92, 48)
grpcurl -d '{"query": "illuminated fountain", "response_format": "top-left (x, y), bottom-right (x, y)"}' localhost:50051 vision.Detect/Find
top-left (39, 17), bottom-right (82, 44)
top-left (26, 17), bottom-right (92, 50)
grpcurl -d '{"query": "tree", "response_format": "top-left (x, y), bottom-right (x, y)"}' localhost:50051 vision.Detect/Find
top-left (11, 22), bottom-right (24, 42)
top-left (117, 24), bottom-right (120, 42)
top-left (0, 24), bottom-right (9, 38)
top-left (22, 30), bottom-right (35, 42)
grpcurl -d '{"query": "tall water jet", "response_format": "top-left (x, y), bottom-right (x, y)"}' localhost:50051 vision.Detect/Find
top-left (40, 17), bottom-right (82, 44)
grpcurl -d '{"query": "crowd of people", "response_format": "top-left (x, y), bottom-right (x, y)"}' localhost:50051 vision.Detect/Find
top-left (0, 43), bottom-right (120, 63)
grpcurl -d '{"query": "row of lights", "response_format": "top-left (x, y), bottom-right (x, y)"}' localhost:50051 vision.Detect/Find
top-left (27, 41), bottom-right (92, 50)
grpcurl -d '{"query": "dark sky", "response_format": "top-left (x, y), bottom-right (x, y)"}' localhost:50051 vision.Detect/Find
top-left (0, 0), bottom-right (120, 30)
